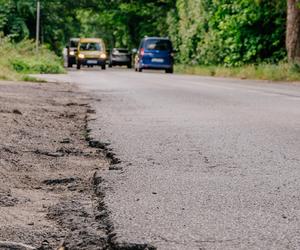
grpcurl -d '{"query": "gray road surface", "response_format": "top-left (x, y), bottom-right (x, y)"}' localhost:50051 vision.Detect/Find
top-left (38, 68), bottom-right (300, 250)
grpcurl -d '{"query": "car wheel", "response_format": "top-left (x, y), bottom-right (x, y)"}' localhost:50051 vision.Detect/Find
top-left (166, 68), bottom-right (174, 74)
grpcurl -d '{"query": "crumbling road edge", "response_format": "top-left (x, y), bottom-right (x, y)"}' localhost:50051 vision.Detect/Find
top-left (85, 105), bottom-right (156, 250)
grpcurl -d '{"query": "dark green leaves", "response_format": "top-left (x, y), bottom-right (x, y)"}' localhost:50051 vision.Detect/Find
top-left (0, 0), bottom-right (288, 65)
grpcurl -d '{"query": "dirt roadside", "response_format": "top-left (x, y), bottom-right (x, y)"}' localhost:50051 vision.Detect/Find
top-left (0, 80), bottom-right (112, 250)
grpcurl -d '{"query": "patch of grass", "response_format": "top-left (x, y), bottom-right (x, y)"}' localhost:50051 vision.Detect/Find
top-left (175, 63), bottom-right (300, 82)
top-left (0, 37), bottom-right (65, 81)
top-left (21, 75), bottom-right (46, 83)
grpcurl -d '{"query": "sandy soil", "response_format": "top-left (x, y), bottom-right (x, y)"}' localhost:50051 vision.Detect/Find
top-left (0, 81), bottom-right (109, 249)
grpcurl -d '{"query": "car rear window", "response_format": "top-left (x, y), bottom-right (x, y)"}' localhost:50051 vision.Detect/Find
top-left (144, 39), bottom-right (172, 51)
top-left (80, 43), bottom-right (102, 51)
top-left (70, 40), bottom-right (78, 47)
top-left (114, 49), bottom-right (129, 53)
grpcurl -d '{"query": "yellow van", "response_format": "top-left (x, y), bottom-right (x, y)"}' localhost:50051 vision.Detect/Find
top-left (76, 38), bottom-right (107, 70)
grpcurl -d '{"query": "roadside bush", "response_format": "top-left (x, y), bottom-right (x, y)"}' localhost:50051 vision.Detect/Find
top-left (290, 63), bottom-right (300, 74)
top-left (11, 58), bottom-right (63, 74)
top-left (0, 37), bottom-right (64, 81)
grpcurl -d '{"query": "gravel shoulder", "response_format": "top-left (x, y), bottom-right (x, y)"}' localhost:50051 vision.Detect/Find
top-left (0, 81), bottom-right (109, 249)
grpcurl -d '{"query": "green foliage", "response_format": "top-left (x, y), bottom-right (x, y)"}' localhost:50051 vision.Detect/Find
top-left (169, 0), bottom-right (287, 66)
top-left (79, 0), bottom-right (175, 48)
top-left (0, 1), bottom-right (34, 43)
top-left (0, 0), bottom-right (101, 54)
top-left (0, 38), bottom-right (64, 81)
top-left (0, 0), bottom-right (175, 52)
top-left (290, 63), bottom-right (300, 74)
top-left (0, 0), bottom-right (290, 67)
top-left (21, 75), bottom-right (46, 82)
top-left (11, 57), bottom-right (63, 74)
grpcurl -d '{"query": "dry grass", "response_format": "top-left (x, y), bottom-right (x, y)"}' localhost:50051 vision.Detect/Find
top-left (175, 63), bottom-right (300, 82)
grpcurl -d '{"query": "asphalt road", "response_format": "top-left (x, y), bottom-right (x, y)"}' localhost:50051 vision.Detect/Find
top-left (39, 68), bottom-right (300, 250)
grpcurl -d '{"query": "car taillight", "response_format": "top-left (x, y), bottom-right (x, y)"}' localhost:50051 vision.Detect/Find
top-left (140, 48), bottom-right (144, 56)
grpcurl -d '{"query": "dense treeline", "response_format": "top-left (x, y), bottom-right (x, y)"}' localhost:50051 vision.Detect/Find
top-left (0, 0), bottom-right (299, 65)
top-left (0, 0), bottom-right (102, 53)
top-left (168, 0), bottom-right (287, 66)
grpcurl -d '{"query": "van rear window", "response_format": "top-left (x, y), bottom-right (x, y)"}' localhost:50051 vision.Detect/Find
top-left (70, 40), bottom-right (78, 47)
top-left (145, 39), bottom-right (172, 51)
top-left (80, 43), bottom-right (102, 51)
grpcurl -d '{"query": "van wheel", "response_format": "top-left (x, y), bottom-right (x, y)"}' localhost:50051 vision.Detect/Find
top-left (77, 64), bottom-right (81, 70)
top-left (166, 68), bottom-right (173, 74)
top-left (102, 65), bottom-right (106, 70)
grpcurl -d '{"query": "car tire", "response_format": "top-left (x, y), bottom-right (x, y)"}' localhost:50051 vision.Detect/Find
top-left (166, 68), bottom-right (174, 74)
top-left (102, 64), bottom-right (106, 70)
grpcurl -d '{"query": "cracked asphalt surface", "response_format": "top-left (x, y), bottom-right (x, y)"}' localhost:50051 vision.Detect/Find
top-left (38, 68), bottom-right (300, 250)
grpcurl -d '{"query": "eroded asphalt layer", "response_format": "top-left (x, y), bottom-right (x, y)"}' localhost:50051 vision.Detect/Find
top-left (37, 69), bottom-right (300, 250)
top-left (0, 81), bottom-right (147, 250)
top-left (0, 81), bottom-right (114, 249)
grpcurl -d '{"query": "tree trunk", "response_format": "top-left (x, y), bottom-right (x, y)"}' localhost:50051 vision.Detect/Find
top-left (286, 0), bottom-right (300, 62)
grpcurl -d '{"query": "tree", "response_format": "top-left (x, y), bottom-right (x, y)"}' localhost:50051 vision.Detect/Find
top-left (286, 0), bottom-right (300, 62)
top-left (167, 0), bottom-right (286, 65)
top-left (79, 0), bottom-right (175, 48)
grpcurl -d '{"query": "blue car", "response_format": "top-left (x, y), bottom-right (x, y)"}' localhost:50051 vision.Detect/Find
top-left (134, 37), bottom-right (174, 73)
